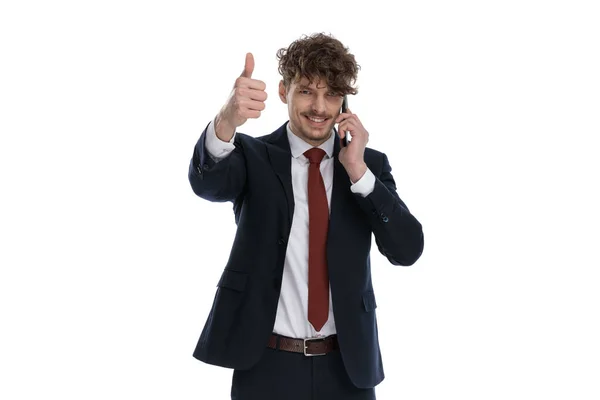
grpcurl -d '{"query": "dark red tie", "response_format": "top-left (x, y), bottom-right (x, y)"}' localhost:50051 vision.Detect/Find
top-left (304, 148), bottom-right (329, 332)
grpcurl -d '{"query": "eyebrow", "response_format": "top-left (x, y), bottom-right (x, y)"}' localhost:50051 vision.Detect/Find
top-left (298, 84), bottom-right (331, 91)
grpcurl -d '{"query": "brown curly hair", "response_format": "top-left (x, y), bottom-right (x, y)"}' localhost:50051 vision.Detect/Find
top-left (276, 32), bottom-right (360, 96)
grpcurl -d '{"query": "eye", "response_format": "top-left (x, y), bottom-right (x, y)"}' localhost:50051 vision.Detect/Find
top-left (300, 90), bottom-right (311, 95)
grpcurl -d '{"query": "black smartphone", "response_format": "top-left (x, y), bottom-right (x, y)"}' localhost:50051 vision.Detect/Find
top-left (340, 95), bottom-right (349, 147)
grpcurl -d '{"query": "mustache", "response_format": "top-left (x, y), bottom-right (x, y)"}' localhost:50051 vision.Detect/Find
top-left (304, 114), bottom-right (330, 119)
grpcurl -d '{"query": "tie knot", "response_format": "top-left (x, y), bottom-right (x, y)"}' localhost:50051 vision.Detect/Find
top-left (304, 148), bottom-right (326, 165)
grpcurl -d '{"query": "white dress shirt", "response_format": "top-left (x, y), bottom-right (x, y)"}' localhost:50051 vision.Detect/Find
top-left (204, 118), bottom-right (376, 338)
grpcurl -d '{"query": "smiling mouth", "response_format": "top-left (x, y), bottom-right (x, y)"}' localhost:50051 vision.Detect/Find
top-left (305, 116), bottom-right (328, 125)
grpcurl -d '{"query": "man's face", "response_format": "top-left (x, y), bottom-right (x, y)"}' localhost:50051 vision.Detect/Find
top-left (278, 77), bottom-right (344, 147)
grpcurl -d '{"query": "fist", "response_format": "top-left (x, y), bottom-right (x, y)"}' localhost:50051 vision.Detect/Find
top-left (218, 53), bottom-right (268, 130)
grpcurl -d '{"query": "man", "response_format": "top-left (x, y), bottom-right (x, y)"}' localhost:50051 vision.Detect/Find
top-left (188, 33), bottom-right (424, 400)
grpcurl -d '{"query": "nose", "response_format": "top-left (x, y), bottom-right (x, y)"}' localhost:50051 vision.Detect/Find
top-left (311, 96), bottom-right (327, 115)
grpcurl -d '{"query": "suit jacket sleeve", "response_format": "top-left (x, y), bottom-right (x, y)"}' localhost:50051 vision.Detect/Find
top-left (353, 153), bottom-right (424, 266)
top-left (188, 121), bottom-right (247, 203)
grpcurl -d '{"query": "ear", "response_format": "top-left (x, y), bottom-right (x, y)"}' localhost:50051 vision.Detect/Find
top-left (278, 80), bottom-right (287, 104)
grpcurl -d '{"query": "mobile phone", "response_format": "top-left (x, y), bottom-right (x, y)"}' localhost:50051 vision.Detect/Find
top-left (340, 95), bottom-right (350, 147)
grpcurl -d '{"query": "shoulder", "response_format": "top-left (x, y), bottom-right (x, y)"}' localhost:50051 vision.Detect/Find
top-left (364, 146), bottom-right (392, 176)
top-left (229, 132), bottom-right (272, 150)
top-left (233, 132), bottom-right (271, 142)
top-left (229, 127), bottom-right (287, 162)
top-left (364, 146), bottom-right (385, 159)
top-left (233, 123), bottom-right (287, 147)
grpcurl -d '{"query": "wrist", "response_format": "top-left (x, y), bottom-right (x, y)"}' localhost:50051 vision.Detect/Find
top-left (344, 162), bottom-right (368, 183)
top-left (215, 113), bottom-right (235, 142)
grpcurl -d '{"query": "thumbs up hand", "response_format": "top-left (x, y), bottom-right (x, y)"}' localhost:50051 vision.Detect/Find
top-left (215, 53), bottom-right (268, 141)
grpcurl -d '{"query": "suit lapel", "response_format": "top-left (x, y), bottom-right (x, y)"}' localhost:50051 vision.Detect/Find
top-left (265, 122), bottom-right (295, 226)
top-left (328, 128), bottom-right (352, 255)
top-left (265, 124), bottom-right (350, 232)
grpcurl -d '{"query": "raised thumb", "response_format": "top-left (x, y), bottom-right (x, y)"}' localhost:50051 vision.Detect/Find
top-left (241, 52), bottom-right (254, 78)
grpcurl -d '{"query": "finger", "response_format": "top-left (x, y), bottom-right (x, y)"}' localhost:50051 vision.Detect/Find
top-left (336, 112), bottom-right (356, 124)
top-left (236, 77), bottom-right (266, 91)
top-left (241, 52), bottom-right (254, 78)
top-left (338, 121), bottom-right (352, 136)
top-left (335, 112), bottom-right (352, 124)
top-left (238, 86), bottom-right (268, 101)
top-left (341, 119), bottom-right (360, 134)
top-left (338, 125), bottom-right (352, 146)
top-left (240, 109), bottom-right (261, 119)
top-left (239, 98), bottom-right (266, 112)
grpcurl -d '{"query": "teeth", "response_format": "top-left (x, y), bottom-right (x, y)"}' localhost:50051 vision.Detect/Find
top-left (308, 117), bottom-right (326, 123)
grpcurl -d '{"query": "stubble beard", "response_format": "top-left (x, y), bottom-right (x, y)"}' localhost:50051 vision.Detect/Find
top-left (299, 118), bottom-right (335, 145)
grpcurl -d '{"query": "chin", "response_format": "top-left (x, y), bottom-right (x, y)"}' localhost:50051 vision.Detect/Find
top-left (305, 128), bottom-right (329, 138)
top-left (303, 132), bottom-right (331, 145)
top-left (291, 118), bottom-right (333, 143)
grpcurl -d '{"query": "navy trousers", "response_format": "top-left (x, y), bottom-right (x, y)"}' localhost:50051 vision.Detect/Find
top-left (230, 344), bottom-right (376, 400)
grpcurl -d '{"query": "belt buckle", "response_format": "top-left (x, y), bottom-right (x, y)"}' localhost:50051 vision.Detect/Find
top-left (304, 337), bottom-right (326, 357)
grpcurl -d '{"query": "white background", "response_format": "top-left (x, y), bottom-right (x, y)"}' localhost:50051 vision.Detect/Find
top-left (1, 0), bottom-right (599, 399)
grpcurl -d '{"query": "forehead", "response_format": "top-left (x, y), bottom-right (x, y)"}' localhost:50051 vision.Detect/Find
top-left (294, 76), bottom-right (329, 90)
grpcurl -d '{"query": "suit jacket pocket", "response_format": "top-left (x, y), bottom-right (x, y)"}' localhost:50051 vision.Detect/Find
top-left (362, 290), bottom-right (377, 312)
top-left (200, 269), bottom-right (249, 351)
top-left (217, 269), bottom-right (248, 292)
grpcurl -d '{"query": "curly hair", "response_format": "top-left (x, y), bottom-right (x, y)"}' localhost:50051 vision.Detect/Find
top-left (276, 32), bottom-right (360, 96)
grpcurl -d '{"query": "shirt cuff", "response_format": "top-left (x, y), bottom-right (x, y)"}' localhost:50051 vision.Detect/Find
top-left (350, 168), bottom-right (376, 197)
top-left (205, 117), bottom-right (236, 161)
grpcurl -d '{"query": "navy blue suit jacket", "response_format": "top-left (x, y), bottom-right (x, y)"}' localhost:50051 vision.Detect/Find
top-left (188, 120), bottom-right (424, 389)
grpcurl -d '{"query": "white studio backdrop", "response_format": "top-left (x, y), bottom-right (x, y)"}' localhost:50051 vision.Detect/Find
top-left (1, 0), bottom-right (599, 399)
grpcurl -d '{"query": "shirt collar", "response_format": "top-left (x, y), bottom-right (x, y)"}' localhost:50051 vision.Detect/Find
top-left (286, 121), bottom-right (335, 160)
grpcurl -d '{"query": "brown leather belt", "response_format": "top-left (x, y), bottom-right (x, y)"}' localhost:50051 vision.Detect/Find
top-left (267, 333), bottom-right (339, 356)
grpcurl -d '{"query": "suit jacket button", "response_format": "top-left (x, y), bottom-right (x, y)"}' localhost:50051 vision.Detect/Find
top-left (380, 213), bottom-right (389, 223)
top-left (278, 238), bottom-right (286, 245)
top-left (202, 163), bottom-right (210, 171)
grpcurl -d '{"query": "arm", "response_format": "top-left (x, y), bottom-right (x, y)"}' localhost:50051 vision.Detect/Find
top-left (188, 52), bottom-right (266, 203)
top-left (188, 119), bottom-right (246, 203)
top-left (352, 153), bottom-right (424, 266)
top-left (336, 110), bottom-right (423, 265)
